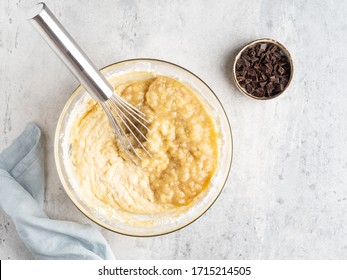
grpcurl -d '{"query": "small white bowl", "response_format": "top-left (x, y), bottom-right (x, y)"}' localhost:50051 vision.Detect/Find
top-left (233, 38), bottom-right (294, 100)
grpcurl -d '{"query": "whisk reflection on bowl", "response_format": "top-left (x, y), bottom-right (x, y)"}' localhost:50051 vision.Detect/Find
top-left (28, 2), bottom-right (151, 159)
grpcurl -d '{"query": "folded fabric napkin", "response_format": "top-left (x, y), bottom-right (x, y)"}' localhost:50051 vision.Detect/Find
top-left (0, 123), bottom-right (115, 259)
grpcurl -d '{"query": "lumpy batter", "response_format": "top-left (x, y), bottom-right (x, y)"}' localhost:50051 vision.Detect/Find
top-left (70, 75), bottom-right (218, 214)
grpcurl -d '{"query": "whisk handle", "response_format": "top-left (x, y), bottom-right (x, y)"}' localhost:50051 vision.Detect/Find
top-left (27, 2), bottom-right (113, 103)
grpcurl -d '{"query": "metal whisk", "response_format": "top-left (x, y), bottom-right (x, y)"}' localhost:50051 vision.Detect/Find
top-left (27, 3), bottom-right (151, 159)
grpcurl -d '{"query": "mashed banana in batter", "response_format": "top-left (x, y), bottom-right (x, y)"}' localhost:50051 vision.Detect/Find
top-left (70, 75), bottom-right (218, 214)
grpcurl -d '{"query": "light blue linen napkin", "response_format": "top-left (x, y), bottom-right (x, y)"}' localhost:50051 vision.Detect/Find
top-left (0, 123), bottom-right (115, 260)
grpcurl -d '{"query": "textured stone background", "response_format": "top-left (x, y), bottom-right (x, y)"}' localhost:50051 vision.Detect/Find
top-left (1, 0), bottom-right (347, 259)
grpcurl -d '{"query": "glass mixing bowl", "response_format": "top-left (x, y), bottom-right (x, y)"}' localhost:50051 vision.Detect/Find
top-left (54, 59), bottom-right (232, 236)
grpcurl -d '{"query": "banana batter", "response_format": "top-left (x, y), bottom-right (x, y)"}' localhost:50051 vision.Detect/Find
top-left (70, 75), bottom-right (218, 214)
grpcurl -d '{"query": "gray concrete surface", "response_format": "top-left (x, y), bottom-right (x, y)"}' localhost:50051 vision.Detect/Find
top-left (1, 0), bottom-right (347, 259)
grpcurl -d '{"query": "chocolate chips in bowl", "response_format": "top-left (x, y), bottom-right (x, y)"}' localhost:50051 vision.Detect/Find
top-left (233, 38), bottom-right (293, 100)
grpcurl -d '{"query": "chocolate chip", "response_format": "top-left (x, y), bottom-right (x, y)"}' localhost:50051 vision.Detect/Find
top-left (235, 42), bottom-right (291, 98)
top-left (260, 43), bottom-right (267, 52)
top-left (278, 66), bottom-right (285, 75)
top-left (270, 45), bottom-right (278, 53)
top-left (244, 59), bottom-right (251, 68)
top-left (260, 81), bottom-right (267, 88)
